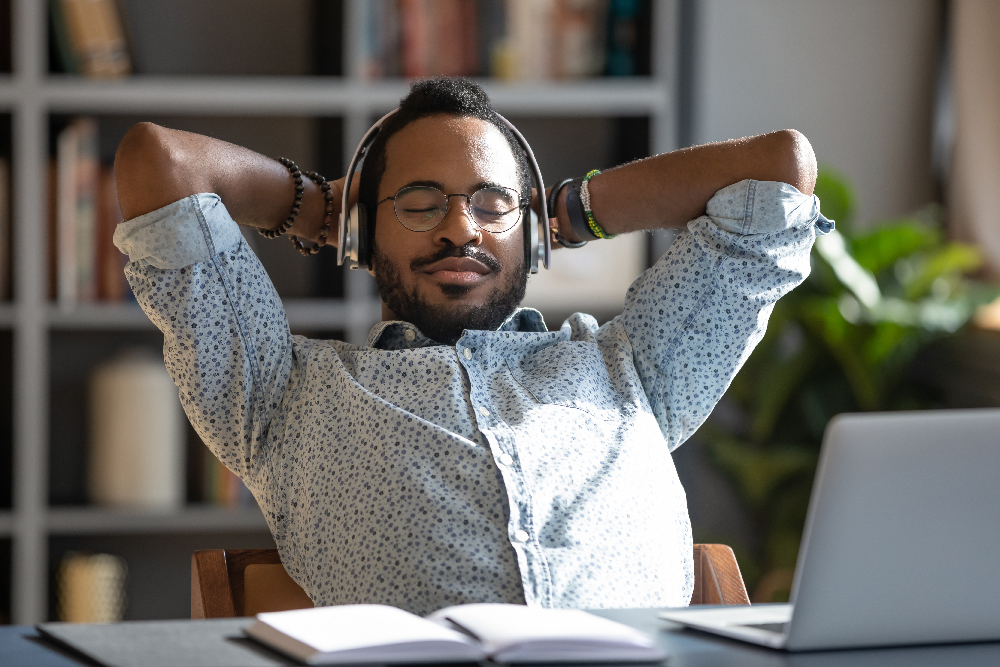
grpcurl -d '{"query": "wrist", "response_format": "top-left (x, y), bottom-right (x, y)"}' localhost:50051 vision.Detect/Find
top-left (554, 186), bottom-right (583, 244)
top-left (288, 177), bottom-right (327, 241)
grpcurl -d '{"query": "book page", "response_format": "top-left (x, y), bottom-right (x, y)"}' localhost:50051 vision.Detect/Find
top-left (428, 603), bottom-right (665, 662)
top-left (252, 605), bottom-right (476, 655)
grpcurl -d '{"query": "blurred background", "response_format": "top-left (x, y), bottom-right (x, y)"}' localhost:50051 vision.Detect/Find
top-left (1, 0), bottom-right (999, 624)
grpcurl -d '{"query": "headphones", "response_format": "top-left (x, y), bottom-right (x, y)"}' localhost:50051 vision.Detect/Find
top-left (338, 109), bottom-right (551, 274)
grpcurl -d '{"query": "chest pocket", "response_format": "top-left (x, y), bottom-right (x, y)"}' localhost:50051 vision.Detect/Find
top-left (506, 341), bottom-right (628, 420)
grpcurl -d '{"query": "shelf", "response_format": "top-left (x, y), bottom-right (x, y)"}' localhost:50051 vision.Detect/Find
top-left (45, 298), bottom-right (381, 331)
top-left (283, 297), bottom-right (381, 331)
top-left (45, 505), bottom-right (268, 535)
top-left (0, 77), bottom-right (670, 115)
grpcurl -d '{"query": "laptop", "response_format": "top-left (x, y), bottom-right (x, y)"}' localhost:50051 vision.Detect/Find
top-left (660, 408), bottom-right (1000, 651)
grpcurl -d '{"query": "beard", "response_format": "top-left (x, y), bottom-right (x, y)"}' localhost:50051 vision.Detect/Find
top-left (372, 242), bottom-right (528, 345)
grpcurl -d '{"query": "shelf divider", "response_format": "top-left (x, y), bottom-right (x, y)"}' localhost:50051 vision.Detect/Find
top-left (11, 0), bottom-right (51, 627)
top-left (46, 505), bottom-right (269, 535)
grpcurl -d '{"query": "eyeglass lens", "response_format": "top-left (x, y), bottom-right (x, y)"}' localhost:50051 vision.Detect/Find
top-left (393, 186), bottom-right (522, 233)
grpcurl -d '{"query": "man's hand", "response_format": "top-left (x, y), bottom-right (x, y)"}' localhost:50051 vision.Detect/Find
top-left (115, 122), bottom-right (353, 246)
top-left (550, 129), bottom-right (817, 240)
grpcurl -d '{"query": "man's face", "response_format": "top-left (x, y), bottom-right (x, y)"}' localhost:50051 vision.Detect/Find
top-left (371, 114), bottom-right (527, 344)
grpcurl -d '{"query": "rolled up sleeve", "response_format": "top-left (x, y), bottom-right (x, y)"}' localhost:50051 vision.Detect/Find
top-left (114, 194), bottom-right (293, 490)
top-left (619, 179), bottom-right (830, 449)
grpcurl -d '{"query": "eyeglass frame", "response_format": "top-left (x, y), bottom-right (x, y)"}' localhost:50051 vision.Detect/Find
top-left (376, 184), bottom-right (530, 234)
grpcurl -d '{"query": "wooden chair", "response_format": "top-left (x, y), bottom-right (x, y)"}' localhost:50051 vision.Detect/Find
top-left (191, 549), bottom-right (313, 618)
top-left (690, 543), bottom-right (751, 606)
top-left (191, 543), bottom-right (749, 618)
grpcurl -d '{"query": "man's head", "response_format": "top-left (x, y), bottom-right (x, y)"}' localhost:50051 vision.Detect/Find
top-left (359, 78), bottom-right (533, 345)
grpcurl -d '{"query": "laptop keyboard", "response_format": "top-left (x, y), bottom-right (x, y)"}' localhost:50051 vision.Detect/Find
top-left (741, 622), bottom-right (788, 634)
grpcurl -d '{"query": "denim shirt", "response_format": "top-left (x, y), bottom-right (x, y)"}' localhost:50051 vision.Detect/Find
top-left (114, 179), bottom-right (829, 615)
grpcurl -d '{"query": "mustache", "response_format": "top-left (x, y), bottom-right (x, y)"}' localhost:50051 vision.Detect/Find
top-left (409, 244), bottom-right (503, 274)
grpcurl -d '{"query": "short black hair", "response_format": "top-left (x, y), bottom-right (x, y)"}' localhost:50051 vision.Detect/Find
top-left (358, 77), bottom-right (532, 245)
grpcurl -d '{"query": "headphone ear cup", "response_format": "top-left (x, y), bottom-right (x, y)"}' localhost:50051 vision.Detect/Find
top-left (357, 203), bottom-right (372, 270)
top-left (523, 207), bottom-right (531, 274)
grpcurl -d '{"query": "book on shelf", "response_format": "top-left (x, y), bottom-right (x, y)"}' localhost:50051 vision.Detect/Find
top-left (246, 603), bottom-right (666, 665)
top-left (204, 450), bottom-right (256, 508)
top-left (88, 348), bottom-right (186, 510)
top-left (362, 0), bottom-right (645, 80)
top-left (51, 117), bottom-right (129, 307)
top-left (56, 552), bottom-right (128, 623)
top-left (50, 0), bottom-right (132, 77)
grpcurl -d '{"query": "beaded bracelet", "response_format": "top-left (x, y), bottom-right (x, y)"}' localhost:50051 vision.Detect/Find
top-left (565, 178), bottom-right (599, 242)
top-left (581, 169), bottom-right (616, 239)
top-left (259, 157), bottom-right (304, 239)
top-left (289, 171), bottom-right (335, 256)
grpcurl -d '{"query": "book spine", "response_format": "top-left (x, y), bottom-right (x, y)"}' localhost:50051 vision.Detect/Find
top-left (50, 0), bottom-right (79, 74)
top-left (95, 164), bottom-right (125, 301)
top-left (459, 0), bottom-right (480, 76)
top-left (56, 121), bottom-right (80, 307)
top-left (61, 0), bottom-right (132, 78)
top-left (554, 0), bottom-right (607, 78)
top-left (74, 118), bottom-right (99, 303)
top-left (479, 0), bottom-right (508, 77)
top-left (382, 0), bottom-right (401, 77)
top-left (431, 0), bottom-right (460, 76)
top-left (363, 0), bottom-right (381, 78)
top-left (399, 0), bottom-right (430, 78)
top-left (507, 0), bottom-right (554, 81)
top-left (604, 0), bottom-right (640, 76)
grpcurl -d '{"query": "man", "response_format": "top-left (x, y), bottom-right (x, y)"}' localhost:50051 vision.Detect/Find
top-left (114, 78), bottom-right (823, 614)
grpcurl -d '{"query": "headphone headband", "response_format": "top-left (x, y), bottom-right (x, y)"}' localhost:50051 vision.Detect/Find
top-left (338, 108), bottom-right (550, 272)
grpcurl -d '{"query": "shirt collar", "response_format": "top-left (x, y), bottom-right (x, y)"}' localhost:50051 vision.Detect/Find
top-left (367, 307), bottom-right (548, 350)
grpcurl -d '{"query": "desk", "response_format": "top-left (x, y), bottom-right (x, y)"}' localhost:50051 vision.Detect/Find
top-left (4, 608), bottom-right (1000, 667)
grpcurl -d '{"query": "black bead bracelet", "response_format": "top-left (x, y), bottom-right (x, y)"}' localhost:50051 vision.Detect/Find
top-left (259, 156), bottom-right (304, 239)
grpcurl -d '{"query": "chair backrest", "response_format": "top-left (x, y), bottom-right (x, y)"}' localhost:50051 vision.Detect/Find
top-left (191, 543), bottom-right (749, 618)
top-left (690, 543), bottom-right (751, 605)
top-left (191, 549), bottom-right (313, 618)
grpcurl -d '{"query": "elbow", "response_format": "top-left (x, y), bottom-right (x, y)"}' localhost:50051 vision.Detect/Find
top-left (774, 129), bottom-right (817, 196)
top-left (114, 122), bottom-right (191, 220)
top-left (115, 121), bottom-right (168, 176)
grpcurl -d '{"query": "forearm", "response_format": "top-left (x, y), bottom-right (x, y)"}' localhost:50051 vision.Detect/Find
top-left (114, 122), bottom-right (338, 241)
top-left (554, 129), bottom-right (817, 240)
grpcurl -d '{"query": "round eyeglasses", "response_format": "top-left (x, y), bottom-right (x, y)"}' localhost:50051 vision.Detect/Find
top-left (377, 185), bottom-right (527, 234)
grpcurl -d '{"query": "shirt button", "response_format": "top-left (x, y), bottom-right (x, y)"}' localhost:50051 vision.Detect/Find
top-left (478, 406), bottom-right (490, 418)
top-left (463, 348), bottom-right (473, 360)
top-left (514, 530), bottom-right (530, 543)
top-left (498, 453), bottom-right (513, 467)
top-left (404, 329), bottom-right (415, 341)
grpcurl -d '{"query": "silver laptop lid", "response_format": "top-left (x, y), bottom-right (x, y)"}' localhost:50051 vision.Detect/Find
top-left (787, 409), bottom-right (1000, 651)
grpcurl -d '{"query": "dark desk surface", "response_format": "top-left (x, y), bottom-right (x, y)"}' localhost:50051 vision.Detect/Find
top-left (5, 607), bottom-right (1000, 667)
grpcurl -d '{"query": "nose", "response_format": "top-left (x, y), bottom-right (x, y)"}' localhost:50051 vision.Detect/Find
top-left (432, 194), bottom-right (481, 248)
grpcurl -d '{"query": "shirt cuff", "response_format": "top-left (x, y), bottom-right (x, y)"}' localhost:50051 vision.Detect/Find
top-left (112, 193), bottom-right (243, 269)
top-left (704, 179), bottom-right (833, 236)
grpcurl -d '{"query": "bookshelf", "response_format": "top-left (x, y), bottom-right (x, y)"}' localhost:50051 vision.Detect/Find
top-left (4, 0), bottom-right (681, 624)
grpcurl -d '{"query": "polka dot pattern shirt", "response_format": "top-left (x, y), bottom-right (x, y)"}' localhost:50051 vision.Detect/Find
top-left (114, 179), bottom-right (830, 615)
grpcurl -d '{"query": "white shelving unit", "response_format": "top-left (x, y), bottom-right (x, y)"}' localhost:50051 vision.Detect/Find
top-left (4, 0), bottom-right (680, 623)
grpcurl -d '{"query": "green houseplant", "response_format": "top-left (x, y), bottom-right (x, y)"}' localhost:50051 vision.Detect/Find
top-left (695, 168), bottom-right (997, 601)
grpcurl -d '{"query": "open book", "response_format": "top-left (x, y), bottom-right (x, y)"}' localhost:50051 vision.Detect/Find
top-left (245, 603), bottom-right (666, 664)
